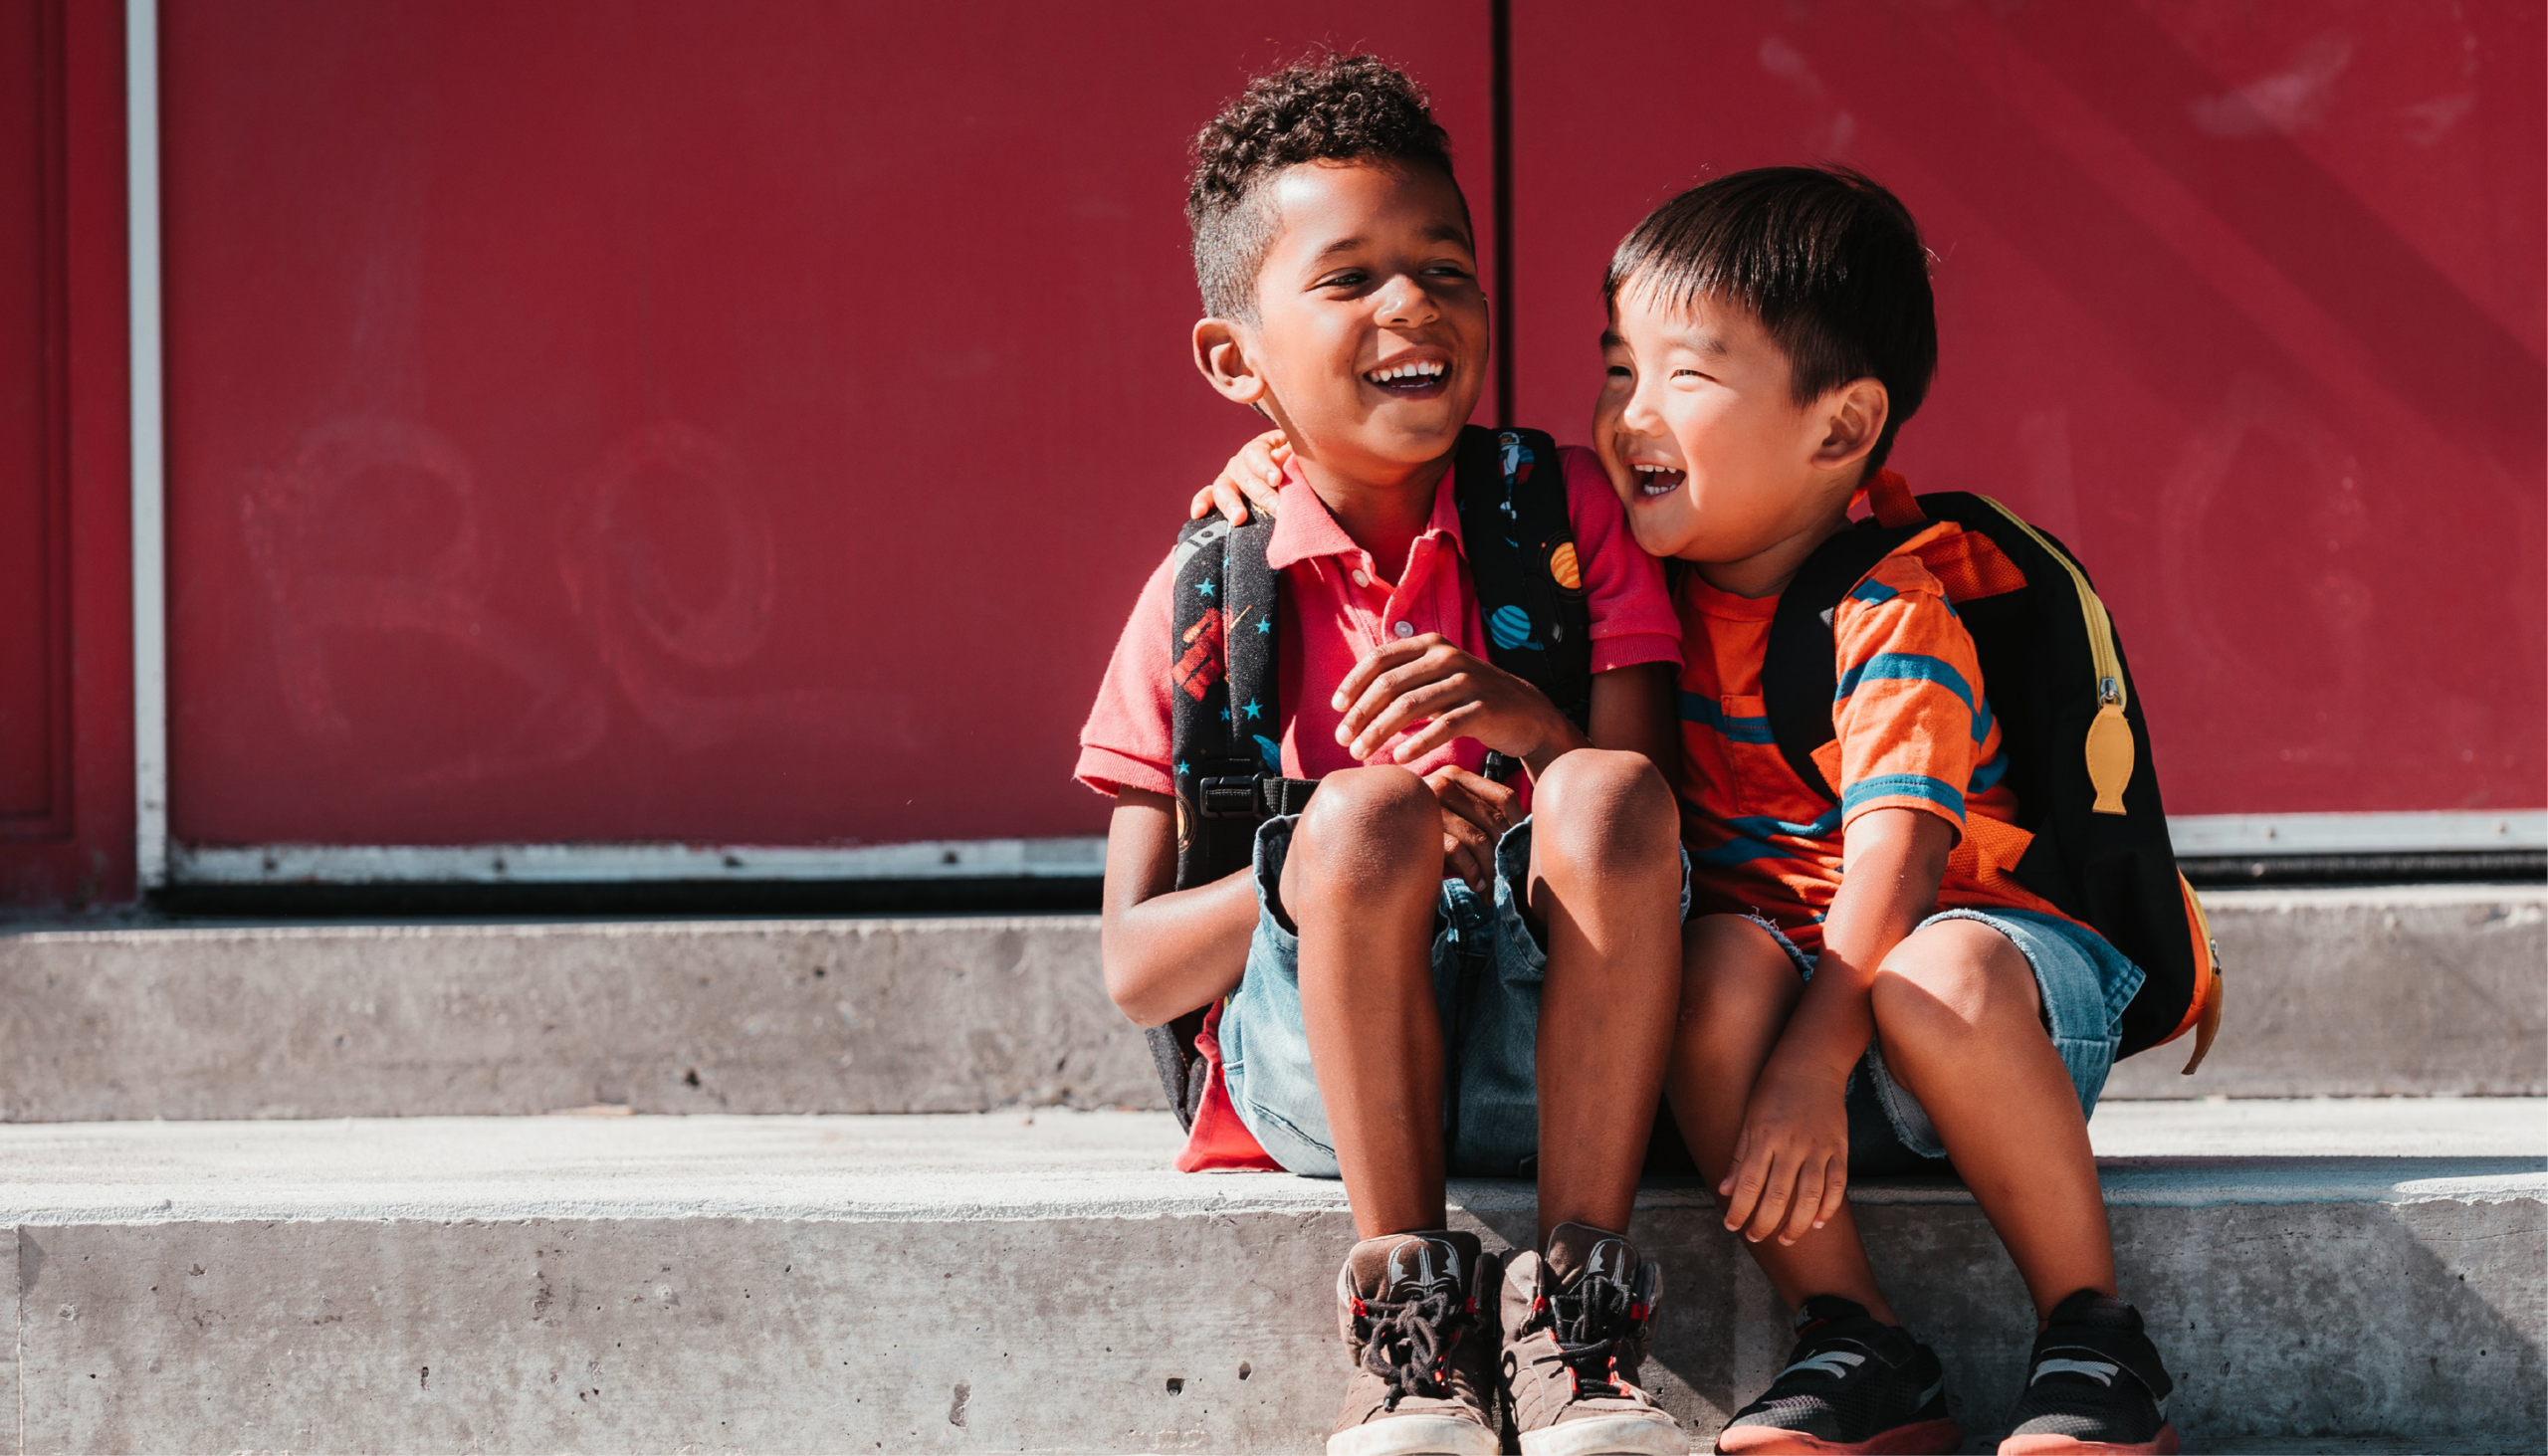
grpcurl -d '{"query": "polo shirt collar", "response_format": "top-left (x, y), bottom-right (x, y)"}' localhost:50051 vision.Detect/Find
top-left (1264, 460), bottom-right (1465, 572)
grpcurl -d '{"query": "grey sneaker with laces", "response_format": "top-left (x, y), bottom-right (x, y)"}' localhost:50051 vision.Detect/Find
top-left (1500, 1222), bottom-right (1690, 1456)
top-left (1329, 1230), bottom-right (1504, 1456)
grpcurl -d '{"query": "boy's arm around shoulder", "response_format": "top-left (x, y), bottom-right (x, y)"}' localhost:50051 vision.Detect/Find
top-left (1099, 790), bottom-right (1257, 1028)
top-left (1564, 444), bottom-right (1682, 775)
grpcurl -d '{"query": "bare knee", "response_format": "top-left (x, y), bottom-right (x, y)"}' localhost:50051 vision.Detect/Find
top-left (1288, 766), bottom-right (1437, 896)
top-left (1869, 920), bottom-right (2039, 1050)
top-left (1529, 748), bottom-right (1677, 885)
top-left (1677, 915), bottom-right (1801, 1036)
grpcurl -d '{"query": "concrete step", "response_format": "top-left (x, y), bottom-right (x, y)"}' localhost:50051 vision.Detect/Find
top-left (0, 883), bottom-right (2537, 1121)
top-left (0, 1099), bottom-right (2536, 1453)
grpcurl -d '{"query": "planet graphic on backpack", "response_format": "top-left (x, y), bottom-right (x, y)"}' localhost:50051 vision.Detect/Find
top-left (1488, 604), bottom-right (1540, 652)
top-left (1548, 541), bottom-right (1583, 593)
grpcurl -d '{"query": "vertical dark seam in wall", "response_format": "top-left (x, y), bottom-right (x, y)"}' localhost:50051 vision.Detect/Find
top-left (1490, 0), bottom-right (1515, 427)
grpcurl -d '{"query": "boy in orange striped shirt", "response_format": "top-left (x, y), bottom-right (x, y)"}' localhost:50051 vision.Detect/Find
top-left (1596, 169), bottom-right (2180, 1456)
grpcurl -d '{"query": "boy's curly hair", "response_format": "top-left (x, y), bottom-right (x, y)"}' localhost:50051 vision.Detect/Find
top-left (1186, 53), bottom-right (1462, 321)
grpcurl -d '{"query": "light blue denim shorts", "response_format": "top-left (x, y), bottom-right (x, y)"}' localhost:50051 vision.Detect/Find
top-left (1217, 812), bottom-right (1692, 1179)
top-left (1747, 907), bottom-right (2146, 1173)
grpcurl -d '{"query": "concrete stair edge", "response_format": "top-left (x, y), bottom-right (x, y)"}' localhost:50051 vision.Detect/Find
top-left (0, 884), bottom-right (2537, 1121)
top-left (0, 1105), bottom-right (2535, 1455)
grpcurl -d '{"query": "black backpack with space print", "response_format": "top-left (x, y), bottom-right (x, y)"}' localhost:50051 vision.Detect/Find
top-left (1146, 424), bottom-right (1593, 1128)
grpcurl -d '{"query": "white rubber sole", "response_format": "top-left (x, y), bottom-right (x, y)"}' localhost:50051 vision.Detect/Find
top-left (1328, 1413), bottom-right (1503, 1456)
top-left (1519, 1411), bottom-right (1693, 1456)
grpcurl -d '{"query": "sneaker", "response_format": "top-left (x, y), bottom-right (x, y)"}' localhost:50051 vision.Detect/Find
top-left (1997, 1290), bottom-right (2179, 1455)
top-left (1500, 1222), bottom-right (1689, 1456)
top-left (1715, 1296), bottom-right (1960, 1455)
top-left (1329, 1230), bottom-right (1504, 1456)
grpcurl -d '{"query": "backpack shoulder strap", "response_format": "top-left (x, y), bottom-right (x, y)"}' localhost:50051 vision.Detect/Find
top-left (1168, 513), bottom-right (1282, 890)
top-left (1761, 518), bottom-right (1925, 802)
top-left (1453, 426), bottom-right (1592, 776)
top-left (1158, 508), bottom-right (1304, 1132)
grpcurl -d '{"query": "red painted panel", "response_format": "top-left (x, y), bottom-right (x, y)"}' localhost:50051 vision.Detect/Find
top-left (0, 0), bottom-right (132, 907)
top-left (1507, 0), bottom-right (2544, 814)
top-left (161, 1), bottom-right (1492, 847)
top-left (0, 0), bottom-right (68, 834)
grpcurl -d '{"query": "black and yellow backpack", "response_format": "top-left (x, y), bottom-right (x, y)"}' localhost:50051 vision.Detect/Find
top-left (1761, 472), bottom-right (2223, 1070)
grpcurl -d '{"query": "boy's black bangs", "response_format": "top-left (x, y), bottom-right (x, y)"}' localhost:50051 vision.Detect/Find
top-left (1603, 166), bottom-right (1937, 469)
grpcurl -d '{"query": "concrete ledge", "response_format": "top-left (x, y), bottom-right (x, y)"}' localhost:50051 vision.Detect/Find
top-left (2105, 883), bottom-right (2547, 1098)
top-left (0, 1105), bottom-right (2538, 1453)
top-left (0, 883), bottom-right (2538, 1122)
top-left (0, 916), bottom-right (1159, 1120)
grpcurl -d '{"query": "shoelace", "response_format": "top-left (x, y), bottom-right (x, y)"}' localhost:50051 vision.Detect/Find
top-left (1532, 1271), bottom-right (1643, 1399)
top-left (1355, 1291), bottom-right (1474, 1410)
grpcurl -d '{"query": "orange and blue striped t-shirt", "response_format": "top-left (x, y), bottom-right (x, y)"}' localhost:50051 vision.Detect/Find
top-left (1673, 520), bottom-right (2077, 954)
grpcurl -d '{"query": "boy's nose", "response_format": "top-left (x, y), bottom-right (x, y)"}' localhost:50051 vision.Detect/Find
top-left (1617, 381), bottom-right (1666, 434)
top-left (1374, 277), bottom-right (1437, 325)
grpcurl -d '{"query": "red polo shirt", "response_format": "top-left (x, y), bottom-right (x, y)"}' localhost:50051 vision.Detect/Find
top-left (1077, 445), bottom-right (1679, 803)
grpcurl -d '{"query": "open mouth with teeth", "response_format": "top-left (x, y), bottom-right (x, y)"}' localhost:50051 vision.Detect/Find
top-left (1364, 358), bottom-right (1450, 397)
top-left (1630, 462), bottom-right (1687, 498)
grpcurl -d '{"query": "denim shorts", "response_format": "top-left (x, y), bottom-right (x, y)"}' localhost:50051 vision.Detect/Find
top-left (1217, 813), bottom-right (1692, 1179)
top-left (1747, 908), bottom-right (2146, 1174)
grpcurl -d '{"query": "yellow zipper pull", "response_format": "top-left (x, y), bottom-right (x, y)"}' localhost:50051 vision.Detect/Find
top-left (2085, 676), bottom-right (2134, 815)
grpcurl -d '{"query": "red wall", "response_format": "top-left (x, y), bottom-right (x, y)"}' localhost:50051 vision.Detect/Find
top-left (159, 0), bottom-right (1491, 848)
top-left (1509, 1), bottom-right (2546, 815)
top-left (112, 0), bottom-right (2548, 861)
top-left (0, 0), bottom-right (131, 907)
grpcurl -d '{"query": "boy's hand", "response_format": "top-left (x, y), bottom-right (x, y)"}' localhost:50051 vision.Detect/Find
top-left (1189, 430), bottom-right (1291, 524)
top-left (1333, 635), bottom-right (1586, 772)
top-left (1423, 764), bottom-right (1519, 895)
top-left (1720, 1055), bottom-right (1851, 1246)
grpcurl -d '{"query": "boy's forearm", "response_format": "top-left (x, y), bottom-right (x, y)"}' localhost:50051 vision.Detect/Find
top-left (1768, 808), bottom-right (1953, 1083)
top-left (1102, 871), bottom-right (1259, 1027)
top-left (1099, 791), bottom-right (1259, 1027)
top-left (1520, 714), bottom-right (1593, 779)
top-left (1536, 662), bottom-right (1674, 779)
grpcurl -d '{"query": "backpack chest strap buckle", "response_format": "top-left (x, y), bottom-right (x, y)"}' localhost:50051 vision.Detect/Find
top-left (1198, 773), bottom-right (1320, 819)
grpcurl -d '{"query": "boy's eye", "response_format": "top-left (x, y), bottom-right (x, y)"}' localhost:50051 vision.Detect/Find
top-left (1605, 365), bottom-right (1632, 378)
top-left (1318, 271), bottom-right (1367, 290)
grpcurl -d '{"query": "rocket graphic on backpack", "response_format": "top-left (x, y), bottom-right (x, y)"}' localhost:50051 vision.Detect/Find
top-left (1760, 470), bottom-right (2224, 1071)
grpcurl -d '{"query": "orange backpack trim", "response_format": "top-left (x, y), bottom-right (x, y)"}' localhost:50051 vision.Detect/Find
top-left (2152, 875), bottom-right (2224, 1074)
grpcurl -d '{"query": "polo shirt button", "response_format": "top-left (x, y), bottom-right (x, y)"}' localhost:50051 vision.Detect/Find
top-left (1394, 621), bottom-right (1415, 639)
top-left (1351, 569), bottom-right (1371, 588)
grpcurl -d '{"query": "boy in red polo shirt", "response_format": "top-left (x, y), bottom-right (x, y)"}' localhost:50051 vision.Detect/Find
top-left (1078, 56), bottom-right (1692, 1456)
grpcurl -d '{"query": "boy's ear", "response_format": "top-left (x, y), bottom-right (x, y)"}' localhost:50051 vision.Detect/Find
top-left (1192, 317), bottom-right (1272, 408)
top-left (1809, 377), bottom-right (1891, 476)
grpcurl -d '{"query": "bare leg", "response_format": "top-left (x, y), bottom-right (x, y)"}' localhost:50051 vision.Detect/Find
top-left (1666, 913), bottom-right (1898, 1322)
top-left (1284, 766), bottom-right (1452, 1239)
top-left (1869, 920), bottom-right (2116, 1324)
top-left (1526, 749), bottom-right (1684, 1245)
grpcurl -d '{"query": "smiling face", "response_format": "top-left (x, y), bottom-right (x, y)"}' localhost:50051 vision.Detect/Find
top-left (1193, 159), bottom-right (1487, 487)
top-left (1592, 282), bottom-right (1886, 595)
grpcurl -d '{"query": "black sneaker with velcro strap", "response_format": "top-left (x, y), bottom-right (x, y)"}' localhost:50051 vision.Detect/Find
top-left (1715, 1296), bottom-right (1959, 1455)
top-left (1997, 1290), bottom-right (2178, 1455)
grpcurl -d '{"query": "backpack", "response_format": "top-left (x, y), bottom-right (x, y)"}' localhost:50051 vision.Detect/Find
top-left (1148, 425), bottom-right (1594, 1128)
top-left (1760, 471), bottom-right (2222, 1071)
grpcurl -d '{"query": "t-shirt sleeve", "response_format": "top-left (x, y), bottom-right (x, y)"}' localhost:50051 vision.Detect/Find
top-left (1558, 446), bottom-right (1680, 674)
top-left (1074, 552), bottom-right (1180, 799)
top-left (1828, 552), bottom-right (1982, 840)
